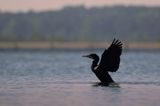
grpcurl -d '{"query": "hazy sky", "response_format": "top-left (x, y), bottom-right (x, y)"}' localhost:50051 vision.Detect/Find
top-left (0, 0), bottom-right (160, 12)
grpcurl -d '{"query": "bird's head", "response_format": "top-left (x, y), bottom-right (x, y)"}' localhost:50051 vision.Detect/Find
top-left (82, 53), bottom-right (99, 60)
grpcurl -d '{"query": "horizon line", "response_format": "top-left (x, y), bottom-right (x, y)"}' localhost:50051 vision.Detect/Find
top-left (0, 4), bottom-right (160, 13)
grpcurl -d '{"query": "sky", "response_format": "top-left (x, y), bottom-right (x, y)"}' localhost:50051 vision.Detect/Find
top-left (0, 0), bottom-right (160, 12)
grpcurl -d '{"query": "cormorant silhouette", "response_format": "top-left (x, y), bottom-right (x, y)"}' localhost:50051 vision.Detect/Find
top-left (83, 39), bottom-right (123, 85)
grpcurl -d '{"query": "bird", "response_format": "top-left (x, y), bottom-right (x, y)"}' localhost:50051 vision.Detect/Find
top-left (83, 39), bottom-right (123, 85)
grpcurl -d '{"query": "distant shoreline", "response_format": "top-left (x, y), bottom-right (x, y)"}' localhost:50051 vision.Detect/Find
top-left (0, 42), bottom-right (160, 50)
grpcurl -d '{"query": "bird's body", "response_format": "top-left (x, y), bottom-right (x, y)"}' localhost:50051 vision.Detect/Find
top-left (83, 39), bottom-right (123, 85)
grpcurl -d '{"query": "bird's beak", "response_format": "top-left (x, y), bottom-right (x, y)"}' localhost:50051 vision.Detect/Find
top-left (82, 55), bottom-right (90, 58)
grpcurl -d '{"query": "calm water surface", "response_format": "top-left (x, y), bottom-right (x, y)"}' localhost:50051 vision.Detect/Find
top-left (0, 50), bottom-right (160, 106)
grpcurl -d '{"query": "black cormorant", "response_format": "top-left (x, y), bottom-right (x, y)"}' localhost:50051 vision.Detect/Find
top-left (83, 39), bottom-right (123, 85)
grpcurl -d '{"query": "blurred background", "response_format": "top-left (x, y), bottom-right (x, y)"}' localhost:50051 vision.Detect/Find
top-left (0, 1), bottom-right (160, 106)
top-left (0, 0), bottom-right (160, 49)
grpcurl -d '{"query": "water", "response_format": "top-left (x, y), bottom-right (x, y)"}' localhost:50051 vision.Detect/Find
top-left (0, 50), bottom-right (160, 106)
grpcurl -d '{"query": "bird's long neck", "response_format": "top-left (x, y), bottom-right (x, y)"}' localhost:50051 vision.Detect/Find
top-left (91, 57), bottom-right (99, 71)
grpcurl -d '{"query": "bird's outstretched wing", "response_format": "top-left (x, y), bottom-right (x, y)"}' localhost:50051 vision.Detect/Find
top-left (98, 39), bottom-right (123, 72)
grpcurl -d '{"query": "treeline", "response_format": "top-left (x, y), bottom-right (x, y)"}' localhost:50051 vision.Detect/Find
top-left (0, 6), bottom-right (160, 42)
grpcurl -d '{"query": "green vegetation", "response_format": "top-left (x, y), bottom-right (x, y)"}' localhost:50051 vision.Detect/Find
top-left (0, 6), bottom-right (160, 42)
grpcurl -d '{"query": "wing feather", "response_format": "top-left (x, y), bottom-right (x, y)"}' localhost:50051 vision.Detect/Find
top-left (98, 39), bottom-right (123, 72)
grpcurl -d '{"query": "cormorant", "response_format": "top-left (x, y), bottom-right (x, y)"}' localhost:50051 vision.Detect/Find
top-left (83, 39), bottom-right (123, 85)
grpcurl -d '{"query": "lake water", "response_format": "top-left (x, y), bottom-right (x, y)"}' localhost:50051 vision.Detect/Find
top-left (0, 50), bottom-right (160, 106)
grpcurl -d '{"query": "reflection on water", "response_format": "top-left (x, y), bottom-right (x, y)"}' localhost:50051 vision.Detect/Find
top-left (0, 50), bottom-right (160, 106)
